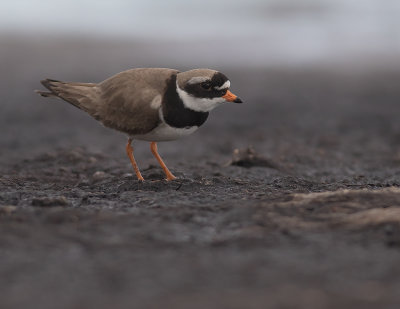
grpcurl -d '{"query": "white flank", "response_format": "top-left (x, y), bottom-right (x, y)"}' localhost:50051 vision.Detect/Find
top-left (176, 82), bottom-right (225, 112)
top-left (132, 109), bottom-right (199, 142)
top-left (133, 123), bottom-right (198, 142)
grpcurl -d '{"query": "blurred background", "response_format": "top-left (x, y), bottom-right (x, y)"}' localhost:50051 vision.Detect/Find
top-left (1, 0), bottom-right (400, 167)
top-left (2, 0), bottom-right (400, 68)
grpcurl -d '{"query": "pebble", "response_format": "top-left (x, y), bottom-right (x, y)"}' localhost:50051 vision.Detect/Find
top-left (31, 196), bottom-right (69, 207)
top-left (0, 205), bottom-right (17, 215)
top-left (88, 156), bottom-right (97, 164)
top-left (92, 171), bottom-right (109, 182)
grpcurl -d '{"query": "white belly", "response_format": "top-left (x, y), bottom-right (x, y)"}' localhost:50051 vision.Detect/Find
top-left (132, 122), bottom-right (199, 141)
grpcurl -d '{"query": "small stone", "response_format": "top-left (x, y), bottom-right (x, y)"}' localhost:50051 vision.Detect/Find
top-left (67, 149), bottom-right (84, 161)
top-left (226, 146), bottom-right (278, 169)
top-left (88, 156), bottom-right (97, 163)
top-left (0, 205), bottom-right (17, 215)
top-left (92, 171), bottom-right (108, 182)
top-left (31, 196), bottom-right (69, 207)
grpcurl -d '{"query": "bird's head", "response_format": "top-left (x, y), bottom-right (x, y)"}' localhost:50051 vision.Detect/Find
top-left (176, 69), bottom-right (242, 112)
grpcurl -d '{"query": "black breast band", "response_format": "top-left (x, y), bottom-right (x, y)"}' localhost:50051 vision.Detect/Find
top-left (161, 74), bottom-right (209, 128)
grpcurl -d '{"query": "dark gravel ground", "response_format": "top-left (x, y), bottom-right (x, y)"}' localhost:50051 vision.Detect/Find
top-left (1, 36), bottom-right (400, 309)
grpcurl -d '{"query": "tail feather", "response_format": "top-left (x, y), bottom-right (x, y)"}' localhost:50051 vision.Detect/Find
top-left (35, 78), bottom-right (99, 113)
top-left (35, 90), bottom-right (57, 97)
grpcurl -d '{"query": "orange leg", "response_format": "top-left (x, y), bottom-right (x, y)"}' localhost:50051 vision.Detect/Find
top-left (126, 138), bottom-right (144, 181)
top-left (150, 142), bottom-right (176, 181)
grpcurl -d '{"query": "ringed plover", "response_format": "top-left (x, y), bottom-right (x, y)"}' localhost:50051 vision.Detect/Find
top-left (36, 68), bottom-right (242, 181)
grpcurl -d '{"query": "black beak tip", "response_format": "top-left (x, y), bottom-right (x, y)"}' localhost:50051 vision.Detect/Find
top-left (234, 97), bottom-right (243, 103)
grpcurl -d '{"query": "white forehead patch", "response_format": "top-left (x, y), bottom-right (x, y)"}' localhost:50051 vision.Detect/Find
top-left (176, 83), bottom-right (225, 112)
top-left (187, 76), bottom-right (210, 85)
top-left (215, 80), bottom-right (230, 90)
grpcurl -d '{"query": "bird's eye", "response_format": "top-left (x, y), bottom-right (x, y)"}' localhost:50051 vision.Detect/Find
top-left (201, 82), bottom-right (211, 90)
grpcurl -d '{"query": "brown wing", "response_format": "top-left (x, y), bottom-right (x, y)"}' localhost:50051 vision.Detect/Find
top-left (97, 68), bottom-right (179, 135)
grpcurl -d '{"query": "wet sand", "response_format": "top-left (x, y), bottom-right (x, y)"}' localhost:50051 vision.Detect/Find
top-left (1, 36), bottom-right (400, 309)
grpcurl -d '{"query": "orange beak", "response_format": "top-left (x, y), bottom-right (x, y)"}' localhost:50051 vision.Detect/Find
top-left (222, 90), bottom-right (243, 103)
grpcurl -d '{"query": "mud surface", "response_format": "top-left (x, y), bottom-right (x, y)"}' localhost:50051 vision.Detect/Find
top-left (1, 37), bottom-right (400, 308)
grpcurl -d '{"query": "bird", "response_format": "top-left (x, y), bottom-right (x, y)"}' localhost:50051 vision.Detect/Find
top-left (35, 68), bottom-right (243, 181)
